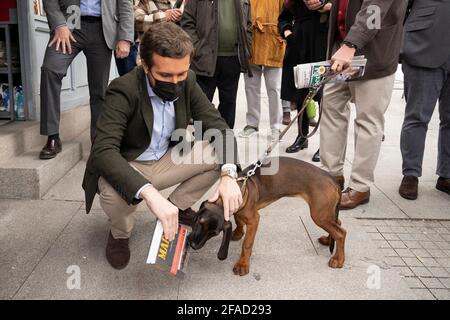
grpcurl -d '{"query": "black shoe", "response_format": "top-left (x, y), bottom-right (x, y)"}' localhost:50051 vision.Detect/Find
top-left (286, 136), bottom-right (308, 153)
top-left (312, 149), bottom-right (320, 162)
top-left (105, 232), bottom-right (130, 270)
top-left (39, 136), bottom-right (62, 159)
top-left (436, 177), bottom-right (450, 195)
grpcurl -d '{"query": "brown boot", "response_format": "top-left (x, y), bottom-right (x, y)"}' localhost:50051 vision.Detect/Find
top-left (399, 176), bottom-right (418, 200)
top-left (339, 188), bottom-right (370, 210)
top-left (105, 232), bottom-right (130, 270)
top-left (333, 175), bottom-right (345, 191)
top-left (436, 177), bottom-right (450, 195)
top-left (179, 207), bottom-right (197, 226)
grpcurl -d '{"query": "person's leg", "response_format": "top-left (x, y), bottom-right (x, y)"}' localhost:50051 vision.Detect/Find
top-left (98, 176), bottom-right (139, 239)
top-left (131, 142), bottom-right (220, 210)
top-left (217, 56), bottom-right (241, 129)
top-left (263, 66), bottom-right (283, 130)
top-left (437, 63), bottom-right (450, 179)
top-left (40, 30), bottom-right (84, 136)
top-left (244, 64), bottom-right (262, 129)
top-left (400, 62), bottom-right (443, 178)
top-left (319, 81), bottom-right (352, 177)
top-left (114, 42), bottom-right (138, 76)
top-left (196, 73), bottom-right (218, 102)
top-left (349, 74), bottom-right (395, 192)
top-left (83, 20), bottom-right (112, 141)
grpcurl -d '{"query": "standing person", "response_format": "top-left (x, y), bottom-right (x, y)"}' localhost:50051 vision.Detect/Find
top-left (181, 0), bottom-right (252, 129)
top-left (278, 0), bottom-right (330, 153)
top-left (399, 0), bottom-right (450, 200)
top-left (134, 0), bottom-right (184, 32)
top-left (115, 32), bottom-right (139, 76)
top-left (39, 0), bottom-right (134, 159)
top-left (238, 0), bottom-right (286, 141)
top-left (315, 0), bottom-right (407, 209)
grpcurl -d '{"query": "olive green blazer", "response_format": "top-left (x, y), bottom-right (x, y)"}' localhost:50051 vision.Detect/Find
top-left (82, 66), bottom-right (237, 213)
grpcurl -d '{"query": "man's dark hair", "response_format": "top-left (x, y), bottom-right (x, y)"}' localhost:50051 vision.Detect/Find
top-left (140, 22), bottom-right (194, 67)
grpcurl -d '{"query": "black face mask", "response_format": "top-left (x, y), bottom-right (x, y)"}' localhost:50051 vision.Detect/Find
top-left (149, 70), bottom-right (185, 102)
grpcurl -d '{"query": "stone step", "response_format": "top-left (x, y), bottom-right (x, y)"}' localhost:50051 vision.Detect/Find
top-left (0, 141), bottom-right (82, 199)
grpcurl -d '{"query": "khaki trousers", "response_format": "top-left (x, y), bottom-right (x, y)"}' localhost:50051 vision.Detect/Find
top-left (320, 73), bottom-right (395, 192)
top-left (98, 142), bottom-right (220, 239)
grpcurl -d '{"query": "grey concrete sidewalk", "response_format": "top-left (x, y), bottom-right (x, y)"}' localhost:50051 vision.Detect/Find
top-left (1, 69), bottom-right (449, 300)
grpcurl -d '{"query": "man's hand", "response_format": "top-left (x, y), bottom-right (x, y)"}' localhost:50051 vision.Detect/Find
top-left (331, 44), bottom-right (356, 73)
top-left (165, 9), bottom-right (183, 22)
top-left (209, 176), bottom-right (243, 222)
top-left (115, 40), bottom-right (131, 59)
top-left (141, 185), bottom-right (179, 241)
top-left (304, 0), bottom-right (324, 11)
top-left (48, 25), bottom-right (77, 55)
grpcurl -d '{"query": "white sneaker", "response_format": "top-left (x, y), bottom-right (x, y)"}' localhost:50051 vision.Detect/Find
top-left (239, 125), bottom-right (258, 138)
top-left (270, 128), bottom-right (282, 142)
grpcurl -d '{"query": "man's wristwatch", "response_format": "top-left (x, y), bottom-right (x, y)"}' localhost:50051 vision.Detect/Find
top-left (221, 164), bottom-right (238, 180)
top-left (343, 41), bottom-right (358, 50)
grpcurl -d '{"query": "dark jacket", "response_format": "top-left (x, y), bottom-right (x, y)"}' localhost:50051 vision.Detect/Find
top-left (82, 66), bottom-right (238, 213)
top-left (278, 1), bottom-right (328, 103)
top-left (180, 0), bottom-right (253, 77)
top-left (401, 0), bottom-right (450, 69)
top-left (327, 0), bottom-right (408, 80)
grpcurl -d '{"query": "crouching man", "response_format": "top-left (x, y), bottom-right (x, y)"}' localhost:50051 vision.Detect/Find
top-left (82, 22), bottom-right (242, 270)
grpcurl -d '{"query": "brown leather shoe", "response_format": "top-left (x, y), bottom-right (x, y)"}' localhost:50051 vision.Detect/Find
top-left (339, 188), bottom-right (370, 210)
top-left (333, 175), bottom-right (345, 191)
top-left (105, 232), bottom-right (130, 270)
top-left (179, 207), bottom-right (197, 227)
top-left (39, 137), bottom-right (62, 159)
top-left (399, 176), bottom-right (418, 200)
top-left (436, 177), bottom-right (450, 195)
top-left (282, 112), bottom-right (291, 125)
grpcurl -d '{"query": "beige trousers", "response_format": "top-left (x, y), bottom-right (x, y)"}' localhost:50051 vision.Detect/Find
top-left (320, 73), bottom-right (395, 192)
top-left (98, 142), bottom-right (220, 239)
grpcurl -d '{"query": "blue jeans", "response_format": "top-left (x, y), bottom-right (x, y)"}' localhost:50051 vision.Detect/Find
top-left (114, 43), bottom-right (138, 76)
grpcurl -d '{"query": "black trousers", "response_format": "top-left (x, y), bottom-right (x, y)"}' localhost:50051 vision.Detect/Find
top-left (196, 56), bottom-right (241, 129)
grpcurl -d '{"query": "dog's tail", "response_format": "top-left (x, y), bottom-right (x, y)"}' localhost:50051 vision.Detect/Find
top-left (329, 192), bottom-right (341, 254)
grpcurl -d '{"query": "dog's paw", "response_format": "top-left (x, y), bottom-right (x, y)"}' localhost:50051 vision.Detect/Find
top-left (318, 235), bottom-right (331, 246)
top-left (233, 261), bottom-right (250, 276)
top-left (328, 256), bottom-right (345, 268)
top-left (231, 229), bottom-right (244, 241)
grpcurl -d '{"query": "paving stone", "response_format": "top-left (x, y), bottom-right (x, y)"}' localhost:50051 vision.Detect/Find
top-left (385, 257), bottom-right (406, 267)
top-left (403, 257), bottom-right (424, 267)
top-left (381, 248), bottom-right (398, 257)
top-left (362, 226), bottom-right (379, 233)
top-left (389, 241), bottom-right (407, 249)
top-left (421, 242), bottom-right (439, 249)
top-left (411, 289), bottom-right (436, 300)
top-left (437, 242), bottom-right (450, 250)
top-left (419, 258), bottom-right (440, 268)
top-left (435, 228), bottom-right (450, 235)
top-left (428, 249), bottom-right (448, 259)
top-left (384, 220), bottom-right (401, 227)
top-left (441, 234), bottom-right (450, 241)
top-left (393, 267), bottom-right (414, 277)
top-left (411, 267), bottom-right (433, 277)
top-left (374, 240), bottom-right (391, 249)
top-left (403, 240), bottom-right (422, 249)
top-left (395, 248), bottom-right (415, 258)
top-left (439, 278), bottom-right (450, 289)
top-left (411, 233), bottom-right (429, 241)
top-left (390, 226), bottom-right (408, 233)
top-left (369, 233), bottom-right (384, 241)
top-left (411, 249), bottom-right (432, 258)
top-left (426, 234), bottom-right (445, 241)
top-left (427, 267), bottom-right (450, 278)
top-left (397, 233), bottom-right (415, 241)
top-left (430, 289), bottom-right (450, 300)
top-left (435, 258), bottom-right (450, 268)
top-left (377, 226), bottom-right (393, 233)
top-left (403, 277), bottom-right (425, 288)
top-left (382, 233), bottom-right (400, 241)
top-left (420, 277), bottom-right (445, 289)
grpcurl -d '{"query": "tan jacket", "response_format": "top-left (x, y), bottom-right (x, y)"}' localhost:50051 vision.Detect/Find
top-left (249, 0), bottom-right (286, 67)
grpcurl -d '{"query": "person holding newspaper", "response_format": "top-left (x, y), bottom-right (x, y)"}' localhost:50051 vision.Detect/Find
top-left (305, 0), bottom-right (408, 210)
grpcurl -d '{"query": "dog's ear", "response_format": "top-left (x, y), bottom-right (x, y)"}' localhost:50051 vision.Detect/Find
top-left (217, 220), bottom-right (232, 260)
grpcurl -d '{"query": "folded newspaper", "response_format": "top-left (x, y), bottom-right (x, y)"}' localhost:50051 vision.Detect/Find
top-left (294, 56), bottom-right (367, 89)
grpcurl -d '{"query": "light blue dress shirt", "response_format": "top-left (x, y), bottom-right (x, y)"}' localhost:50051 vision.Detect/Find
top-left (135, 77), bottom-right (176, 161)
top-left (80, 0), bottom-right (102, 17)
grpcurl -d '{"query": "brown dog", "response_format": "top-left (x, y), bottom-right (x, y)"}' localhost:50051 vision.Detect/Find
top-left (187, 156), bottom-right (346, 276)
